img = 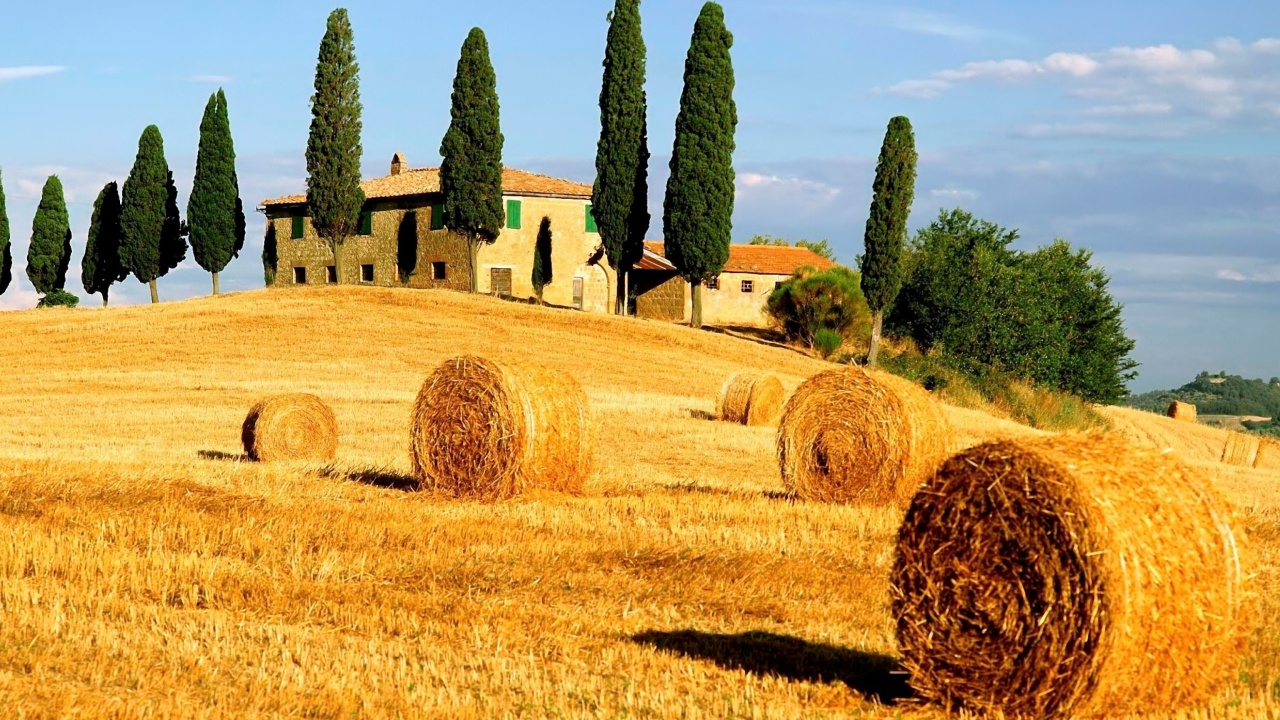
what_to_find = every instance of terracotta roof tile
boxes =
[262,166,593,207]
[643,242,837,276]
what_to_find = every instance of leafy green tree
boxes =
[747,234,837,261]
[306,7,365,284]
[594,0,650,315]
[532,216,553,302]
[0,169,11,297]
[189,89,242,295]
[662,2,736,328]
[120,125,173,303]
[37,289,78,308]
[765,265,871,347]
[83,182,127,306]
[27,175,72,296]
[262,222,278,286]
[160,170,189,276]
[861,116,917,368]
[441,27,504,294]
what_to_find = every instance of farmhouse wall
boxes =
[633,272,685,321]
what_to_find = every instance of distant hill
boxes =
[1126,372,1280,421]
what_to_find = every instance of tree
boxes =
[765,266,871,348]
[662,2,736,328]
[0,169,11,297]
[26,175,72,297]
[747,234,837,261]
[120,125,173,303]
[861,116,917,368]
[160,170,189,276]
[306,7,365,284]
[441,27,504,294]
[189,89,242,295]
[594,0,650,315]
[532,216,553,302]
[83,182,127,306]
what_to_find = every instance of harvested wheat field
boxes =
[0,285,1277,719]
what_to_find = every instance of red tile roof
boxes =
[262,166,593,207]
[642,242,837,276]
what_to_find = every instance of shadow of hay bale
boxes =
[689,409,718,421]
[320,466,418,492]
[631,629,912,704]
[197,450,248,462]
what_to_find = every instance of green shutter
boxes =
[506,199,522,230]
[359,210,372,235]
[291,215,304,239]
[430,203,445,230]
[585,204,598,233]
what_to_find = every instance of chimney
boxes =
[391,152,407,176]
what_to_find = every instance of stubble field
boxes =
[0,285,1276,719]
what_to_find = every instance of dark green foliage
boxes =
[532,216,553,299]
[662,3,737,327]
[26,175,72,295]
[306,8,366,271]
[233,196,246,258]
[1126,373,1280,418]
[593,0,650,312]
[262,223,278,286]
[0,168,11,296]
[860,116,917,313]
[1244,418,1280,438]
[765,266,871,347]
[83,182,126,305]
[813,328,843,359]
[888,208,1138,404]
[189,90,242,287]
[160,170,188,274]
[747,234,837,261]
[120,125,171,287]
[441,27,504,291]
[36,289,79,308]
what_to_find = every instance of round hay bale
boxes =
[241,393,339,463]
[892,434,1250,720]
[1257,438,1280,471]
[410,356,592,500]
[776,367,950,505]
[1167,400,1197,422]
[717,372,786,426]
[1222,431,1262,467]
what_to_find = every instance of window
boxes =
[293,267,307,284]
[706,277,719,290]
[573,277,584,309]
[432,262,447,280]
[326,265,337,284]
[358,210,373,236]
[585,204,598,233]
[506,199,522,230]
[741,280,754,293]
[360,264,374,283]
[429,204,445,231]
[291,216,305,239]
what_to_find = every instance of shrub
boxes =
[37,289,79,308]
[813,328,842,359]
[765,265,871,348]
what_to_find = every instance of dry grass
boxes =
[0,286,1275,718]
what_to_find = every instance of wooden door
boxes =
[573,277,584,309]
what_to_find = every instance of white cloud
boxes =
[1216,266,1280,283]
[1084,101,1173,117]
[0,66,64,82]
[737,172,841,202]
[1217,269,1248,281]
[190,74,232,84]
[930,188,979,201]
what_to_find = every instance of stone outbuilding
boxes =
[259,154,614,312]
[632,242,837,327]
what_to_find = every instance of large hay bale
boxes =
[241,393,339,463]
[717,372,786,426]
[892,434,1250,720]
[777,367,950,505]
[1257,438,1280,471]
[1222,431,1261,467]
[410,356,592,499]
[1168,399,1197,422]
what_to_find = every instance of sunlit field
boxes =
[0,286,1276,718]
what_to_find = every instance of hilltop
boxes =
[1127,372,1280,435]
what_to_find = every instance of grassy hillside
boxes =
[0,286,1276,718]
[1127,372,1280,419]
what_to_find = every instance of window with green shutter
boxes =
[506,199,522,230]
[291,215,305,239]
[430,203,445,231]
[358,210,372,236]
[585,204,598,233]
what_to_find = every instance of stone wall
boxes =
[633,271,685,321]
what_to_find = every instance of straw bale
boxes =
[1167,400,1197,422]
[892,433,1250,720]
[1257,438,1280,471]
[717,372,786,426]
[410,356,592,500]
[241,393,338,463]
[1221,431,1261,467]
[776,367,951,505]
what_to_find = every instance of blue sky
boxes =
[1,1,1277,391]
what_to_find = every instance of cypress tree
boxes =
[189,89,242,295]
[531,216,553,302]
[662,2,736,329]
[83,182,127,306]
[0,169,11,297]
[306,7,365,284]
[593,0,650,315]
[861,116,917,368]
[120,125,172,303]
[26,175,72,296]
[440,27,504,294]
[159,169,188,276]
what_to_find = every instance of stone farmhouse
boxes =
[260,154,614,312]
